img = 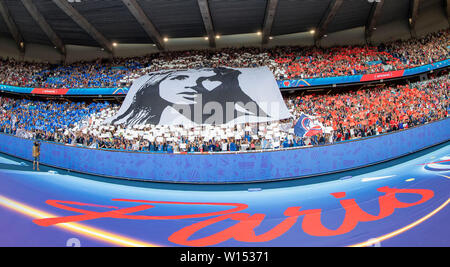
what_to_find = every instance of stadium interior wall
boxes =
[0,8,448,65]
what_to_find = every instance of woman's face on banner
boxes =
[159,69,221,105]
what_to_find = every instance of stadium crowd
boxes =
[0,74,448,153]
[0,29,448,88]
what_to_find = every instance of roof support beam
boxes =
[314,0,344,46]
[0,0,25,53]
[262,0,279,45]
[52,0,113,53]
[121,0,165,50]
[408,0,420,38]
[20,0,65,56]
[197,0,215,48]
[365,0,385,45]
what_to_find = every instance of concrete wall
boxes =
[371,19,412,44]
[265,31,314,48]
[0,37,21,61]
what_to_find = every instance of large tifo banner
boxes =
[104,67,292,126]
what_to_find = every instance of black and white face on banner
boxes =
[105,67,291,126]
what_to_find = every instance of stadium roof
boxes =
[0,0,447,54]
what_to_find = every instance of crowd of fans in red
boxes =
[0,29,448,88]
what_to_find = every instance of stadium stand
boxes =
[0,74,448,153]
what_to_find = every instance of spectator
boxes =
[32,140,40,171]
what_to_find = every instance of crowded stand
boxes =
[0,74,448,153]
[0,59,48,87]
[0,29,448,89]
[35,60,137,89]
